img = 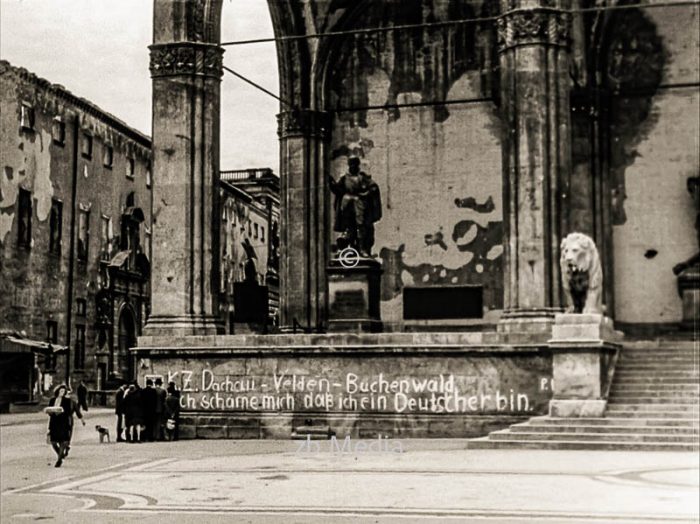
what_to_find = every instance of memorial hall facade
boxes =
[166,0,696,334]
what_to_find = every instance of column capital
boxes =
[277,109,331,140]
[496,7,572,53]
[149,42,224,80]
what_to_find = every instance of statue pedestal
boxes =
[327,258,382,333]
[548,314,621,417]
[677,264,700,330]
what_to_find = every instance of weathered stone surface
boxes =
[135,335,553,438]
[550,314,618,343]
[327,260,382,332]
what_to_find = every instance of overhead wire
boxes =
[221,0,700,108]
[220,0,699,47]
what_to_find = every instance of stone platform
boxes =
[134,333,554,439]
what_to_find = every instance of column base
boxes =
[548,313,621,418]
[549,399,607,418]
[496,308,561,344]
[142,314,224,337]
[677,264,700,330]
[327,258,382,333]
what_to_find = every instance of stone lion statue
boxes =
[560,232,603,314]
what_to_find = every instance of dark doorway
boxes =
[117,308,137,381]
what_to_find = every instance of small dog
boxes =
[95,425,110,443]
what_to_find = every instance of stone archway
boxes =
[145,0,328,336]
[117,305,137,380]
[146,0,578,338]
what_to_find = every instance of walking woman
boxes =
[46,384,72,467]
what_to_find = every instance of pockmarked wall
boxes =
[137,348,552,438]
[325,0,503,330]
[0,60,152,389]
[610,5,699,324]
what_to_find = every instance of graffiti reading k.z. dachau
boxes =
[165,369,535,415]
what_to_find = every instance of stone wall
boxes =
[136,333,552,439]
[610,5,699,325]
[325,0,503,330]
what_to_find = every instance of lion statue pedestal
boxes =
[548,233,622,418]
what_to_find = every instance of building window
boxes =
[127,157,135,178]
[101,215,113,261]
[261,227,265,242]
[145,228,152,261]
[52,117,65,145]
[103,145,113,168]
[49,199,62,255]
[254,223,259,239]
[20,103,35,131]
[146,165,151,188]
[77,209,90,262]
[74,324,86,370]
[81,132,93,159]
[76,298,87,317]
[46,321,58,370]
[17,188,32,249]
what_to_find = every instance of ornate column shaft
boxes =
[497,1,573,327]
[277,109,330,332]
[144,39,225,336]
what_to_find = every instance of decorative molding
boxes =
[497,8,571,53]
[149,42,224,79]
[187,0,206,42]
[277,109,331,140]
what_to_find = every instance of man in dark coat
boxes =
[77,380,88,412]
[165,382,181,441]
[115,384,128,442]
[329,156,382,257]
[153,378,167,441]
[141,379,158,442]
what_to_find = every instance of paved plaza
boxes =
[1,410,698,523]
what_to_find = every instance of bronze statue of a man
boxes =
[329,156,382,257]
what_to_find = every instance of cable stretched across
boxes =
[220,0,699,47]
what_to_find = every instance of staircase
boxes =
[469,342,699,451]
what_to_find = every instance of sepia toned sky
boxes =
[0,0,280,172]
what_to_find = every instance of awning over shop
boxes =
[109,250,131,268]
[0,332,67,355]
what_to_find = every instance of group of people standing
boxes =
[115,378,181,442]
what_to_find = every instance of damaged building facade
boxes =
[134,0,699,439]
[219,168,281,332]
[273,0,699,333]
[144,0,698,337]
[0,61,153,405]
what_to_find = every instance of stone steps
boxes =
[489,429,698,443]
[532,416,697,426]
[605,409,698,418]
[606,402,698,411]
[613,378,699,385]
[469,342,699,451]
[509,423,698,435]
[468,437,699,452]
[607,396,698,403]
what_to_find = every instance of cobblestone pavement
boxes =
[1,412,698,523]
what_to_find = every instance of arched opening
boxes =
[116,306,137,381]
[316,1,503,330]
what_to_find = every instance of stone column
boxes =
[143,9,225,336]
[277,110,330,332]
[497,0,573,337]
